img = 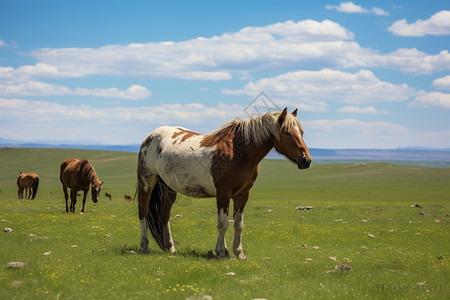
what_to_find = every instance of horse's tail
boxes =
[31,176,39,200]
[146,177,165,250]
[145,177,177,251]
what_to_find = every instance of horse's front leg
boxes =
[232,192,249,259]
[80,189,88,214]
[63,186,69,212]
[215,191,231,258]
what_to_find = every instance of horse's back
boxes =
[17,172,37,187]
[60,158,84,188]
[139,126,216,197]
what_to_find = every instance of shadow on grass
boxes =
[119,244,217,259]
[176,248,217,260]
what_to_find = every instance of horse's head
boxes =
[91,181,103,203]
[274,108,312,169]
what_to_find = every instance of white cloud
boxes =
[0,63,61,83]
[0,81,151,100]
[378,49,450,75]
[21,20,353,82]
[222,69,416,109]
[388,10,450,37]
[0,18,447,90]
[305,119,407,134]
[0,98,242,143]
[371,7,389,17]
[409,91,450,110]
[0,19,447,86]
[303,118,450,148]
[433,75,450,90]
[337,106,390,114]
[2,98,449,148]
[303,118,409,148]
[326,2,367,14]
[326,2,389,16]
[74,84,151,100]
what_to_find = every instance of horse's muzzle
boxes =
[297,156,311,169]
[93,198,98,203]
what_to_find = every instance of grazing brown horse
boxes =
[60,158,103,214]
[124,194,132,201]
[17,172,39,200]
[105,192,112,200]
[137,108,311,258]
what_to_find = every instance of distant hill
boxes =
[1,139,450,167]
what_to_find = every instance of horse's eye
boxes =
[284,131,292,136]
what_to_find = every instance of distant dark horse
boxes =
[137,108,311,258]
[17,172,39,200]
[60,158,103,214]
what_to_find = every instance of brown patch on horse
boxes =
[171,128,201,144]
[200,124,238,161]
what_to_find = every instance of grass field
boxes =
[1,148,449,299]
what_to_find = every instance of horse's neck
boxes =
[86,167,100,185]
[234,133,274,167]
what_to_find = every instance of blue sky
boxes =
[1,0,449,148]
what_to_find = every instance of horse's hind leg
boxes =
[232,192,249,259]
[138,175,158,254]
[161,181,177,253]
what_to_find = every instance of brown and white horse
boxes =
[60,158,103,214]
[17,172,39,200]
[137,108,311,258]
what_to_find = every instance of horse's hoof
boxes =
[216,249,230,259]
[141,247,150,254]
[80,212,84,215]
[237,253,247,260]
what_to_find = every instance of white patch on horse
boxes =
[142,126,216,198]
[95,186,99,192]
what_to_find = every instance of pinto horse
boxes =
[137,108,311,258]
[60,158,103,214]
[17,172,39,200]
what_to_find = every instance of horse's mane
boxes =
[203,111,302,146]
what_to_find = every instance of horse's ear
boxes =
[101,181,104,186]
[292,109,298,117]
[278,108,288,126]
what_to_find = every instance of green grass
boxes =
[1,148,449,299]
